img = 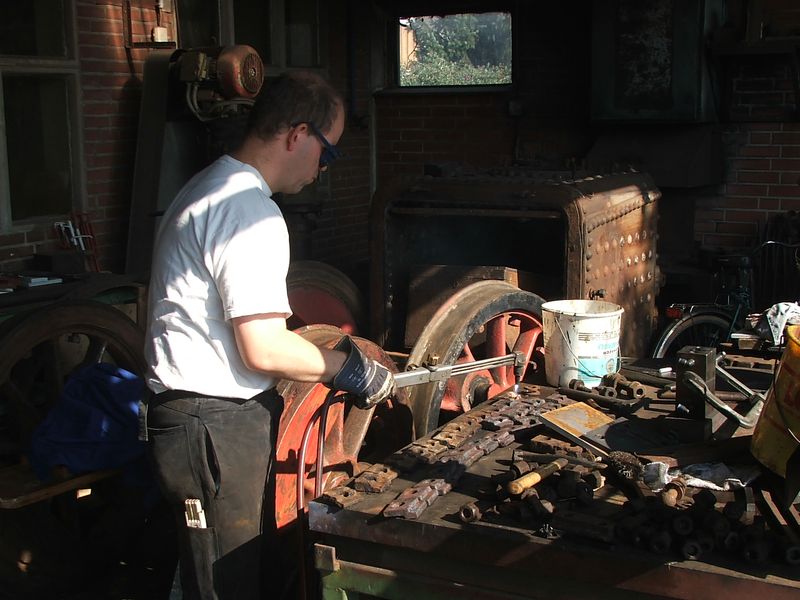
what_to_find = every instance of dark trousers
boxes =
[146,390,281,600]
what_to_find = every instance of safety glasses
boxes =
[293,121,342,169]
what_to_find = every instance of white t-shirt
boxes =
[145,155,292,398]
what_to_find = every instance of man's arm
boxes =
[232,313,346,382]
[232,313,396,408]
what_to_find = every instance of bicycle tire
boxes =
[651,312,733,359]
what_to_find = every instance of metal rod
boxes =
[394,352,521,388]
[683,371,763,428]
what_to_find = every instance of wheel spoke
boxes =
[485,315,509,387]
[79,336,109,369]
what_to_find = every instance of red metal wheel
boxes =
[286,260,366,336]
[405,281,545,438]
[273,325,411,530]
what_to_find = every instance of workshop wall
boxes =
[0,0,797,288]
[373,3,592,184]
[77,1,165,273]
[0,1,161,274]
[709,53,800,251]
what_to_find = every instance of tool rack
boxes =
[307,382,800,599]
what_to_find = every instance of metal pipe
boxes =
[715,356,767,404]
[683,371,763,428]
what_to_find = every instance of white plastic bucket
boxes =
[542,299,624,388]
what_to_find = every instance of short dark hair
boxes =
[246,71,343,140]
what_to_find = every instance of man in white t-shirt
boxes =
[144,70,394,600]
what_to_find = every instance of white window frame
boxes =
[0,0,85,232]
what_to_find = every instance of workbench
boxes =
[307,383,800,599]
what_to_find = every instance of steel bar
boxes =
[394,352,522,388]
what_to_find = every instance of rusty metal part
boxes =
[556,386,647,412]
[370,171,662,362]
[753,487,800,565]
[594,385,618,398]
[514,451,606,471]
[551,509,616,543]
[649,530,673,554]
[274,325,410,529]
[661,477,692,509]
[384,478,452,520]
[458,499,498,523]
[405,281,545,437]
[671,514,695,537]
[601,372,646,399]
[352,463,399,493]
[681,537,704,560]
[319,485,364,508]
[528,435,590,458]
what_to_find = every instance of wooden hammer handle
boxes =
[506,458,569,495]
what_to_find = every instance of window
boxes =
[0,0,82,227]
[398,12,512,87]
[226,0,326,73]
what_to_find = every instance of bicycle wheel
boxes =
[651,312,733,358]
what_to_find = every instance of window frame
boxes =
[387,2,516,93]
[219,0,329,76]
[0,0,85,232]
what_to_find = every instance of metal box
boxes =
[369,169,662,359]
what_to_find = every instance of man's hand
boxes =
[331,336,396,409]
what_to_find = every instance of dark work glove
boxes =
[331,336,396,409]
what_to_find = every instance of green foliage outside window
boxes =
[400,13,512,87]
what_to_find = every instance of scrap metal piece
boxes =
[320,485,364,508]
[551,509,616,543]
[352,463,399,493]
[383,496,428,519]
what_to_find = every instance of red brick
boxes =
[773,133,800,145]
[725,210,767,223]
[759,198,781,210]
[717,222,759,235]
[727,183,768,196]
[781,146,800,158]
[749,132,772,144]
[737,171,779,184]
[737,145,780,158]
[772,159,800,171]
[780,198,800,210]
[780,173,800,185]
[732,158,771,171]
[769,184,800,197]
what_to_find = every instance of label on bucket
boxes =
[542,301,623,388]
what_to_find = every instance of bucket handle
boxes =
[553,315,620,379]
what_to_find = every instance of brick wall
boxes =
[79,1,174,273]
[374,3,592,186]
[698,53,799,253]
[0,1,171,274]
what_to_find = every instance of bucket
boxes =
[751,324,800,478]
[542,299,624,388]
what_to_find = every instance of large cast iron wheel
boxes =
[0,300,146,464]
[286,260,367,336]
[273,325,411,530]
[0,300,172,597]
[406,281,545,438]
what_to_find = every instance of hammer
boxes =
[506,457,569,495]
[505,453,606,496]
